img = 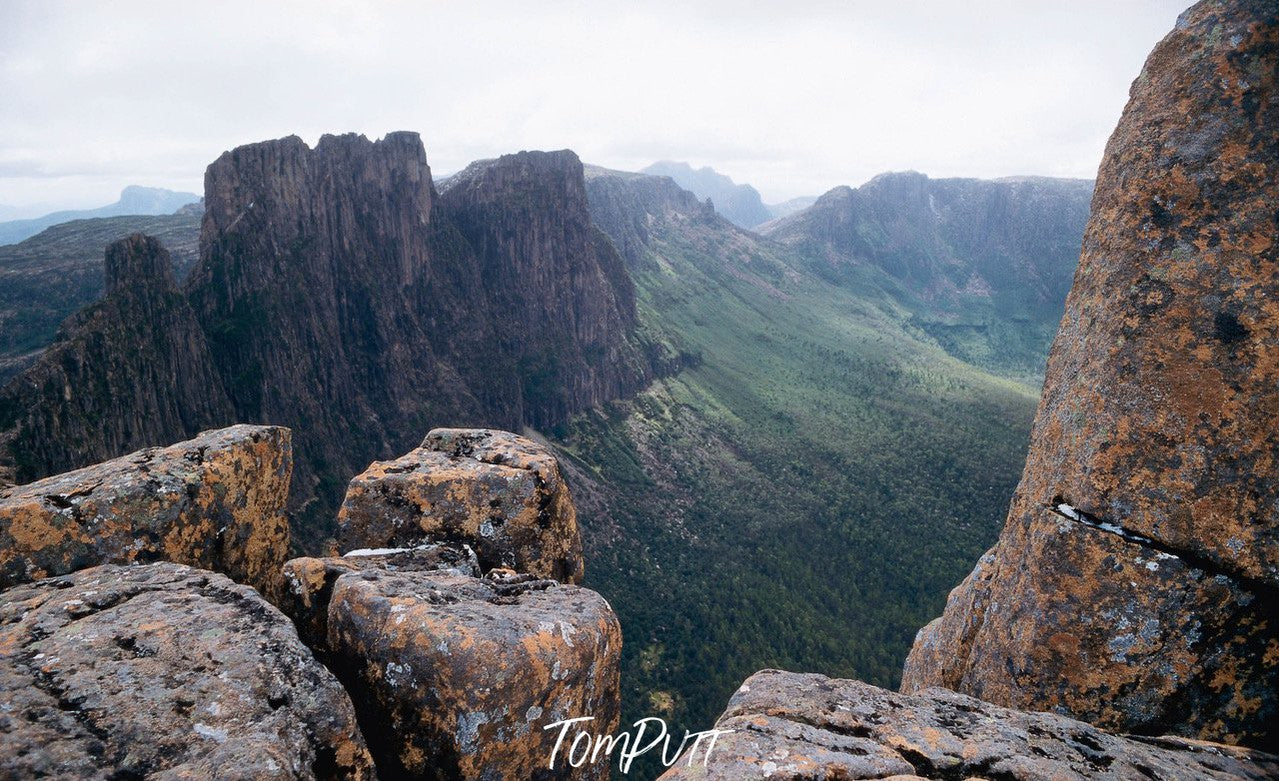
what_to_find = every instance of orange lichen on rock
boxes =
[903,0,1279,747]
[337,428,584,583]
[278,543,479,658]
[324,569,621,780]
[0,425,292,600]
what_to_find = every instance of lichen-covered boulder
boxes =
[0,562,375,780]
[279,542,479,658]
[660,670,1279,780]
[326,568,620,779]
[903,0,1279,746]
[0,425,292,600]
[336,428,583,583]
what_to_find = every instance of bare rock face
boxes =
[903,0,1279,746]
[0,424,291,600]
[3,133,669,546]
[337,428,584,583]
[439,151,653,430]
[660,670,1279,781]
[279,542,480,657]
[187,135,661,543]
[322,568,621,780]
[0,234,234,482]
[0,562,375,780]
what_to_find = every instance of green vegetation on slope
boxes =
[555,179,1040,770]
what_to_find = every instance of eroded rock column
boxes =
[903,0,1279,747]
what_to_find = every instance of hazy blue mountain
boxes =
[641,160,773,229]
[766,195,817,219]
[0,186,200,246]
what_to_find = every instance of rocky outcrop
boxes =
[0,234,233,481]
[440,151,655,429]
[311,567,621,779]
[279,433,618,778]
[0,424,290,599]
[661,670,1279,780]
[0,211,202,385]
[279,543,480,658]
[337,428,584,583]
[0,562,375,780]
[0,133,667,544]
[903,0,1279,747]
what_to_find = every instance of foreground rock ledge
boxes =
[660,670,1279,780]
[0,562,375,780]
[326,568,621,780]
[0,425,292,599]
[337,428,584,583]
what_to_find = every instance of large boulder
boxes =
[0,562,375,780]
[324,568,620,779]
[660,670,1279,780]
[902,0,1279,746]
[0,425,291,600]
[279,542,480,660]
[336,428,584,583]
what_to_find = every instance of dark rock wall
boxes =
[2,134,662,542]
[0,235,233,481]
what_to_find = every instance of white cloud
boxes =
[0,0,1187,207]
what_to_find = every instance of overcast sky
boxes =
[1,0,1188,213]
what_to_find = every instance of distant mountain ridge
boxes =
[641,161,774,229]
[0,186,200,246]
[762,170,1094,380]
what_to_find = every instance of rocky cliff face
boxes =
[583,165,720,270]
[0,234,232,482]
[1,134,664,541]
[0,210,201,384]
[440,151,654,429]
[903,0,1279,748]
[762,172,1093,378]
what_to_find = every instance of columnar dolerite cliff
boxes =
[1,133,665,540]
[903,0,1279,747]
[0,235,232,480]
[188,132,489,525]
[439,152,654,428]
